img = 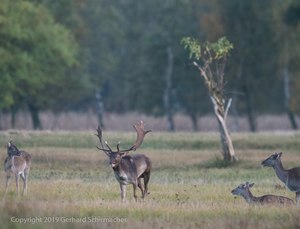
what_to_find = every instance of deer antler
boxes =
[119,120,151,153]
[95,121,151,154]
[95,126,112,155]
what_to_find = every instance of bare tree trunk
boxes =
[288,110,298,130]
[231,59,244,132]
[242,85,256,132]
[164,46,175,132]
[11,106,17,129]
[282,26,298,130]
[28,103,42,130]
[283,42,298,130]
[211,97,237,162]
[283,67,298,129]
[231,98,240,132]
[190,113,198,132]
[95,90,105,129]
[0,110,2,130]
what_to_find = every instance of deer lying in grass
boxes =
[96,121,152,202]
[4,141,32,195]
[231,182,294,205]
[261,152,300,207]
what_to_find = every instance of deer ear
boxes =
[7,140,13,148]
[249,183,254,188]
[120,152,128,157]
[278,152,283,158]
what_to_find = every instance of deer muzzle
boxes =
[110,162,117,168]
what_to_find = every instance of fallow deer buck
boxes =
[261,152,300,207]
[96,121,152,202]
[4,141,32,195]
[231,182,294,205]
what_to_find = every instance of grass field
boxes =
[0,130,300,229]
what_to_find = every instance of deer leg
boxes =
[5,175,11,195]
[15,174,19,196]
[137,178,145,198]
[120,184,126,202]
[296,192,300,208]
[143,171,151,197]
[132,181,138,202]
[20,172,26,195]
[23,168,30,195]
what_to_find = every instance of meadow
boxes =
[0,130,300,229]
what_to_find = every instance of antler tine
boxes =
[132,120,151,150]
[95,126,112,155]
[95,126,104,148]
[96,145,111,153]
[105,141,113,152]
[119,120,151,153]
[117,142,121,152]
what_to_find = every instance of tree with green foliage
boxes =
[1,0,299,131]
[182,36,237,162]
[0,0,80,129]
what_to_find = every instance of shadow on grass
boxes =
[196,156,259,169]
[200,156,239,169]
[154,156,259,172]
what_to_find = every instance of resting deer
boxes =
[261,152,300,207]
[231,182,294,205]
[96,121,152,202]
[4,141,32,195]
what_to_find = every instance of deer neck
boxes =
[242,189,256,204]
[112,157,128,171]
[113,159,130,175]
[273,159,289,184]
[112,159,133,184]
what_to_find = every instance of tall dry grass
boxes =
[0,131,300,228]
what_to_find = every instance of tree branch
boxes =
[224,98,232,120]
[193,61,209,82]
[210,96,222,120]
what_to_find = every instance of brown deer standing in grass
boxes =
[261,152,300,207]
[96,121,152,202]
[231,182,294,205]
[4,141,32,195]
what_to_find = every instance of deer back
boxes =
[258,195,294,205]
[4,150,31,173]
[132,154,151,177]
[115,154,151,183]
[20,150,32,166]
[4,156,26,174]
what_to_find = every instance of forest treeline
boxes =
[0,0,300,131]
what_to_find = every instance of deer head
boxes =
[95,121,151,168]
[7,140,21,157]
[231,182,254,196]
[261,152,283,167]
